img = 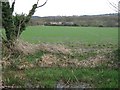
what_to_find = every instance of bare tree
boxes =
[107,0,120,12]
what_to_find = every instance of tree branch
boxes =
[25,0,48,23]
[11,0,16,13]
[107,0,119,12]
[37,0,48,8]
[37,0,40,5]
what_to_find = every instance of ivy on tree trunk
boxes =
[2,0,47,42]
[1,0,47,56]
[2,2,36,42]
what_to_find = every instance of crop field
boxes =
[20,26,118,44]
[1,26,119,88]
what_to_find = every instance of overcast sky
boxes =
[9,0,119,16]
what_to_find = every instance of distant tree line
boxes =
[29,13,118,27]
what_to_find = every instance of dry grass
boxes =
[2,39,118,69]
[35,53,108,68]
[14,39,71,55]
[77,55,107,68]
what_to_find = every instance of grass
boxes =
[3,67,118,88]
[1,26,119,88]
[25,68,118,88]
[25,51,44,63]
[2,42,119,88]
[20,26,118,44]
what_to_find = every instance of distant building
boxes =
[49,22,62,25]
[44,21,78,26]
[63,22,75,26]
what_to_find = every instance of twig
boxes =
[37,0,40,5]
[107,0,118,12]
[37,0,48,8]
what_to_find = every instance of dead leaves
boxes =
[17,61,34,70]
[40,54,58,66]
[36,53,107,68]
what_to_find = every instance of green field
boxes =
[20,26,118,44]
[2,26,119,88]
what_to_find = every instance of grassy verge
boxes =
[3,67,118,88]
[2,42,119,88]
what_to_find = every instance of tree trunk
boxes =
[1,0,47,55]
